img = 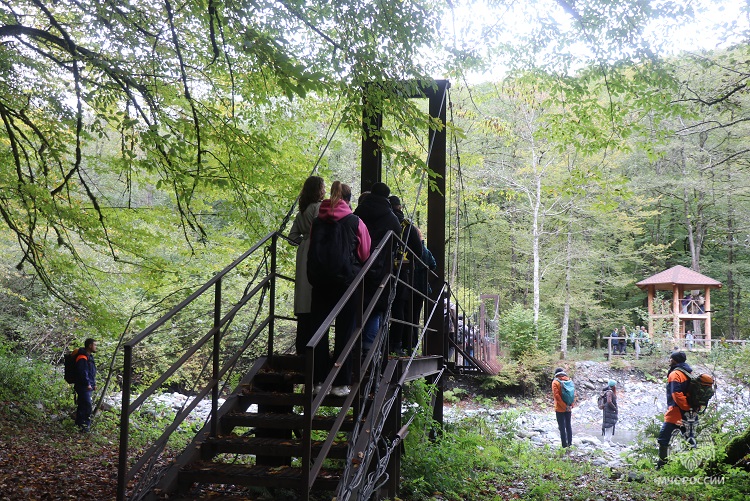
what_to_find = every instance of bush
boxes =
[497,303,556,358]
[0,343,71,416]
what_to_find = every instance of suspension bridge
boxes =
[116,79,501,501]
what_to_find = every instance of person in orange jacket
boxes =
[657,351,692,468]
[552,367,574,448]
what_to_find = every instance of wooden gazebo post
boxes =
[636,265,722,351]
[647,285,654,337]
[705,288,712,348]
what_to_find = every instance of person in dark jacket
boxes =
[601,380,618,442]
[75,338,97,432]
[388,195,423,353]
[657,351,693,468]
[411,228,436,348]
[354,182,401,352]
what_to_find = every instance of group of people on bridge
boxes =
[288,176,436,397]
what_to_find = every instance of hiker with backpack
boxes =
[289,175,325,354]
[598,380,618,443]
[388,195,423,354]
[656,350,693,468]
[73,338,97,432]
[307,181,371,397]
[552,367,575,448]
[353,182,401,353]
[412,228,436,350]
[656,350,716,468]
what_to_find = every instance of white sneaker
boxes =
[330,385,351,397]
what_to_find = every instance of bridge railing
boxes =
[116,231,293,500]
[116,224,471,500]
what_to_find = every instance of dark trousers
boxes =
[310,284,355,386]
[388,284,414,350]
[556,411,573,447]
[362,312,383,351]
[295,313,314,355]
[657,421,682,446]
[76,389,92,431]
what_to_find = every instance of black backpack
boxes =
[64,348,86,384]
[675,367,716,413]
[597,391,607,410]
[307,214,361,287]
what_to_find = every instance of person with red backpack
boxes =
[552,367,575,448]
[75,338,97,433]
[307,181,371,397]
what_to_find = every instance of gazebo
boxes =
[636,265,722,351]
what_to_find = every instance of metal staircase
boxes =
[116,231,449,501]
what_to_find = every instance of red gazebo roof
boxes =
[636,265,722,291]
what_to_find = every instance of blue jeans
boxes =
[76,389,92,431]
[556,411,572,447]
[362,312,383,351]
[658,421,682,446]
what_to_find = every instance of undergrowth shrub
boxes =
[401,380,523,500]
[497,304,556,358]
[0,344,70,416]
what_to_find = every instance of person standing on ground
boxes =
[657,351,693,468]
[601,380,618,443]
[75,338,97,433]
[289,175,325,354]
[552,367,574,448]
[618,325,628,355]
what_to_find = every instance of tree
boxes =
[0,0,445,346]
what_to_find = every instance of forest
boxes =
[2,0,750,500]
[2,0,750,359]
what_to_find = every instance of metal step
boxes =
[200,435,349,459]
[252,369,306,386]
[263,354,306,372]
[178,461,341,491]
[221,411,355,432]
[237,390,348,408]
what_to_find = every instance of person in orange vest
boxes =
[657,351,692,468]
[552,367,574,448]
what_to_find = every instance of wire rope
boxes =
[336,84,449,501]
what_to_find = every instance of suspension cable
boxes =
[336,84,450,501]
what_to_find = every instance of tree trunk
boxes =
[560,223,572,358]
[727,165,737,340]
[723,424,750,469]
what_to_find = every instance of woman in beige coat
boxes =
[289,175,325,353]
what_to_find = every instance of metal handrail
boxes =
[116,222,479,500]
[117,231,283,500]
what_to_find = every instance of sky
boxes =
[440,0,750,83]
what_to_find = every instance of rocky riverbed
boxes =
[105,359,749,471]
[444,360,750,469]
